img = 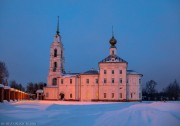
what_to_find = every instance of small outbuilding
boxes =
[36,89,44,100]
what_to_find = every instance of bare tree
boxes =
[143,80,157,100]
[0,61,9,84]
[26,82,46,94]
[26,82,34,94]
[10,80,25,91]
[164,80,180,100]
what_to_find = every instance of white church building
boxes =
[43,19,143,101]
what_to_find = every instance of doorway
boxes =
[59,93,65,100]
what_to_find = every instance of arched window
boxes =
[52,78,57,85]
[54,49,57,57]
[53,62,57,72]
[54,62,57,67]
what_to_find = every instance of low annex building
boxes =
[44,20,143,101]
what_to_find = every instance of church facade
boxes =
[43,21,143,101]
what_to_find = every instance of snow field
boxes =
[0,101,180,126]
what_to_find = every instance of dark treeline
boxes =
[143,80,180,101]
[10,80,25,91]
[0,61,46,94]
[26,82,46,94]
[9,80,47,94]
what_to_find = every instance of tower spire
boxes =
[56,16,60,35]
[109,26,117,48]
[112,25,114,37]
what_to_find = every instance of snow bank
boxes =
[94,102,180,126]
[0,101,179,126]
[4,86,10,89]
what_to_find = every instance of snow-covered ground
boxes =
[0,100,180,126]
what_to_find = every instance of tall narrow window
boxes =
[54,49,57,57]
[119,70,122,74]
[112,93,114,98]
[112,70,114,74]
[86,79,89,84]
[46,93,49,98]
[112,50,114,55]
[120,78,122,84]
[53,62,57,72]
[54,62,57,67]
[61,79,63,84]
[120,93,122,98]
[131,93,133,98]
[70,79,72,84]
[112,78,114,84]
[104,78,107,84]
[52,78,57,85]
[70,94,72,98]
[104,70,106,74]
[96,79,98,84]
[104,93,106,98]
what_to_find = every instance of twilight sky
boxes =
[0,0,180,90]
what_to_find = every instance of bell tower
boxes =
[47,16,65,86]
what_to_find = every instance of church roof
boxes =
[36,89,43,93]
[62,73,80,77]
[82,69,99,75]
[127,70,143,76]
[99,55,128,63]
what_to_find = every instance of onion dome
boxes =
[109,35,117,47]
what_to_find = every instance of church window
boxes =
[53,62,57,72]
[112,70,114,74]
[112,50,114,55]
[112,93,114,98]
[120,93,122,98]
[70,79,72,84]
[120,78,122,84]
[104,78,107,84]
[96,79,98,84]
[52,78,57,85]
[112,78,114,84]
[104,70,106,74]
[54,49,57,57]
[70,93,72,98]
[104,93,106,98]
[61,79,63,84]
[119,70,122,74]
[86,79,89,84]
[54,62,57,67]
[131,93,133,98]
